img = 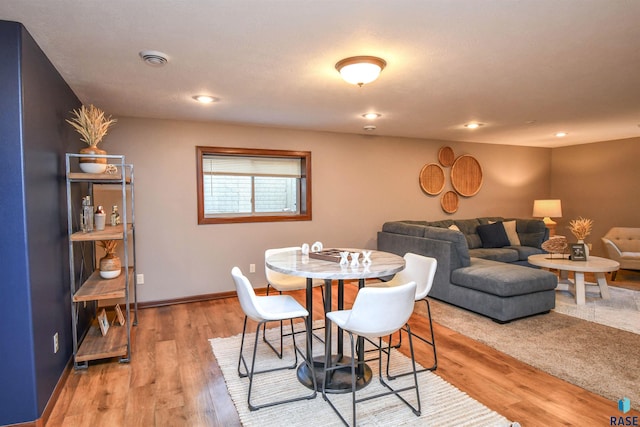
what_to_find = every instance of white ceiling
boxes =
[2,0,640,148]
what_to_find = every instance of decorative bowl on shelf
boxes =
[79,162,108,174]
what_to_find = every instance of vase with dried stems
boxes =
[98,240,121,279]
[568,217,594,257]
[66,104,117,173]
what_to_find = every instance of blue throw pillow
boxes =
[477,222,510,248]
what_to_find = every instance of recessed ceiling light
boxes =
[139,50,169,67]
[363,125,376,131]
[464,122,483,129]
[555,132,568,137]
[362,113,381,119]
[193,95,219,104]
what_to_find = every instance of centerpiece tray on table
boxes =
[308,249,349,263]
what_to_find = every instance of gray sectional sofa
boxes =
[377,217,558,323]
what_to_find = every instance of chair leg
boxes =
[379,324,421,416]
[240,317,316,411]
[322,329,358,426]
[262,285,284,359]
[386,298,437,379]
[237,316,251,378]
[323,329,421,426]
[264,286,325,351]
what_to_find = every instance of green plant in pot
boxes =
[66,104,117,173]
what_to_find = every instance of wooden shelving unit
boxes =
[65,153,137,369]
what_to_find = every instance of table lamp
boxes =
[533,199,562,236]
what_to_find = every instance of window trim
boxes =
[196,146,312,224]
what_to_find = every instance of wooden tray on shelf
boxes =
[73,268,132,302]
[67,172,130,183]
[70,224,132,241]
[75,320,129,363]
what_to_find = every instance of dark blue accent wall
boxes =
[0,20,80,425]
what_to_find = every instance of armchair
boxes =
[601,227,640,280]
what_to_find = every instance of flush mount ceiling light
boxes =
[464,122,483,129]
[139,50,169,67]
[362,113,381,119]
[193,95,219,104]
[363,125,377,131]
[335,56,387,86]
[555,131,568,137]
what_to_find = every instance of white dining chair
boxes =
[231,267,317,410]
[367,252,438,375]
[264,247,326,356]
[322,281,421,426]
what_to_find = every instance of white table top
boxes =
[528,254,619,273]
[266,248,405,280]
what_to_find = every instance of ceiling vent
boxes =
[139,50,169,67]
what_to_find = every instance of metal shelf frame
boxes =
[65,153,137,369]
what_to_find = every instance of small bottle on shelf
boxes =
[81,196,94,232]
[94,205,106,231]
[110,205,120,227]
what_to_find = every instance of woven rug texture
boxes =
[210,323,513,427]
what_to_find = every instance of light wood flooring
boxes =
[46,282,639,426]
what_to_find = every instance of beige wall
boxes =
[551,137,640,256]
[99,117,551,302]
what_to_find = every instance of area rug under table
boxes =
[554,285,640,334]
[210,324,513,427]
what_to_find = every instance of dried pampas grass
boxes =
[568,217,593,240]
[66,104,117,147]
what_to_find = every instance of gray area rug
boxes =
[425,294,640,410]
[554,285,640,334]
[210,323,513,426]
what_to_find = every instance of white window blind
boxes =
[203,155,302,177]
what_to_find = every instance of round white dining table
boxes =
[266,248,405,392]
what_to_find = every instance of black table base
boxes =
[297,355,372,393]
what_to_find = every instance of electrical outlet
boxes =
[137,274,144,285]
[249,264,256,273]
[53,333,59,354]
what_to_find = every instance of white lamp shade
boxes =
[532,199,562,218]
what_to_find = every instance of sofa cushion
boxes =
[454,219,482,249]
[507,245,545,261]
[382,222,426,237]
[469,248,520,263]
[508,218,547,248]
[477,222,510,248]
[422,226,471,267]
[478,217,504,225]
[503,220,521,246]
[451,258,558,297]
[427,219,455,229]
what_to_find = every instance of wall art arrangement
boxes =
[419,146,483,214]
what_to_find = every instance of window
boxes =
[196,146,311,224]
